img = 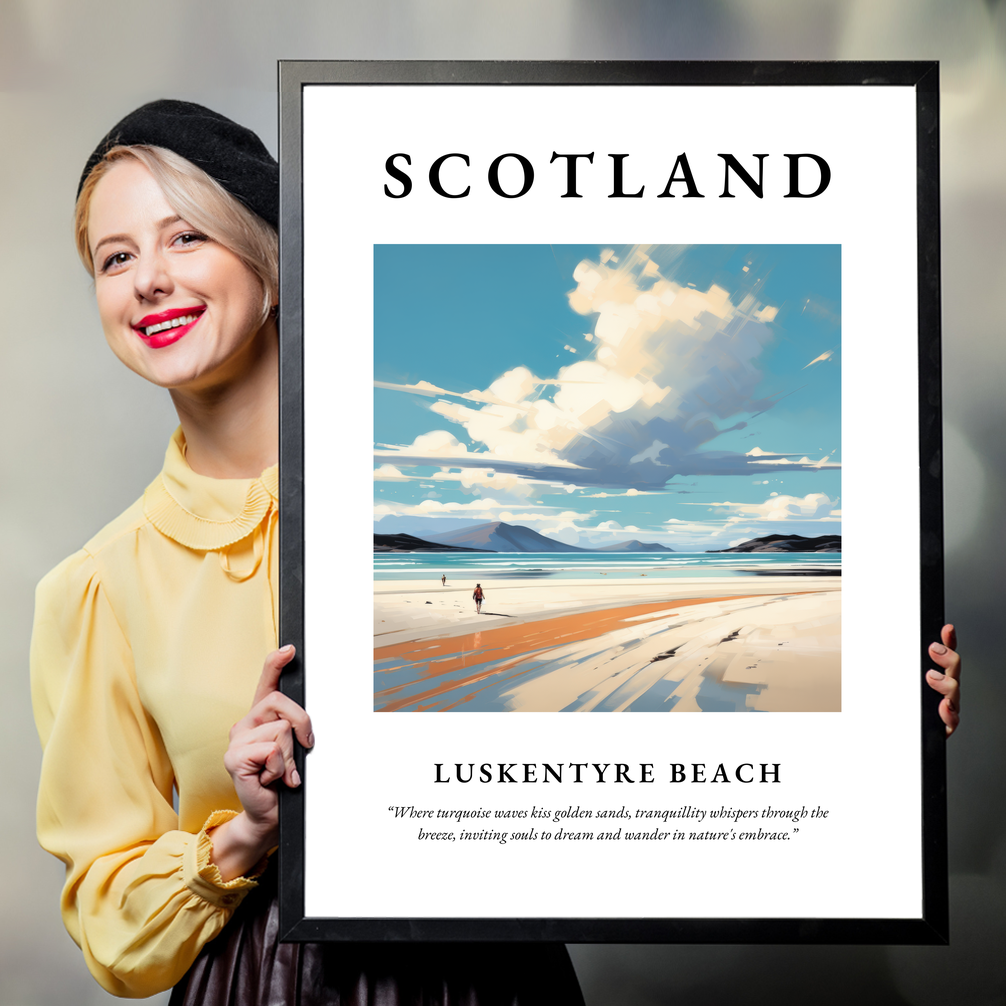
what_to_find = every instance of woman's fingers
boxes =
[224,738,288,788]
[218,646,309,846]
[941,623,958,654]
[926,669,960,736]
[928,647,960,679]
[259,741,289,787]
[241,644,314,748]
[924,677,960,736]
[252,644,296,707]
[255,691,314,749]
[927,623,961,737]
[224,645,312,810]
[231,719,302,788]
[232,689,314,750]
[925,667,959,704]
[928,632,961,684]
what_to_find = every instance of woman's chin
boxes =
[122,353,220,392]
[110,323,273,395]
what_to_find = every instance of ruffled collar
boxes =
[143,428,278,551]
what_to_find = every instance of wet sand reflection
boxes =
[374,595,752,712]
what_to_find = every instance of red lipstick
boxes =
[132,306,205,349]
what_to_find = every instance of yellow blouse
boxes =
[31,429,279,998]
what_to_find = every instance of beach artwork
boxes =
[373,245,841,712]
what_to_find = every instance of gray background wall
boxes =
[1,2,1003,1003]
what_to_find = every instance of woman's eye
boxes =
[173,231,208,248]
[101,251,131,273]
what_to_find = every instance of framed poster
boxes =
[277,61,946,943]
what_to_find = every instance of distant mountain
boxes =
[423,520,587,553]
[595,540,674,553]
[707,534,841,554]
[374,533,491,553]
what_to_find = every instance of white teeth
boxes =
[142,313,199,337]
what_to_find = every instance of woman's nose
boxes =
[133,249,173,302]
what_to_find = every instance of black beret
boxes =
[77,99,278,228]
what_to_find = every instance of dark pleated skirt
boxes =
[169,869,584,1006]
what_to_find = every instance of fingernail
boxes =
[306,732,315,748]
[931,643,947,655]
[292,768,301,787]
[280,644,295,654]
[927,669,944,680]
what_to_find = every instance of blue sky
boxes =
[374,244,840,550]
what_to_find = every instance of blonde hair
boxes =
[75,145,278,322]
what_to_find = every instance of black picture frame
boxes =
[277,60,945,944]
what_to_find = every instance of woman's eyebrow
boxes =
[92,216,185,257]
[92,232,133,256]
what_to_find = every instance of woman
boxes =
[31,100,585,1003]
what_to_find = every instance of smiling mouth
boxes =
[142,313,198,337]
[135,307,206,338]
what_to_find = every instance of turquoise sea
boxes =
[374,551,841,581]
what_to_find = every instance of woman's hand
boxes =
[209,645,314,880]
[926,624,961,738]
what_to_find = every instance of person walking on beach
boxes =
[441,573,446,586]
[473,583,485,614]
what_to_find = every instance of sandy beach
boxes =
[374,577,840,713]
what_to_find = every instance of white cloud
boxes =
[373,497,593,524]
[802,349,834,369]
[374,423,583,478]
[375,247,837,491]
[431,468,537,499]
[409,430,470,457]
[682,492,839,524]
[374,497,503,518]
[373,463,410,482]
[373,378,527,409]
[662,517,736,535]
[580,487,654,498]
[373,461,544,501]
[746,450,839,469]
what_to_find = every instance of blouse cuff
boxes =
[183,810,269,909]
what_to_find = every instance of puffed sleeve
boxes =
[31,550,262,998]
